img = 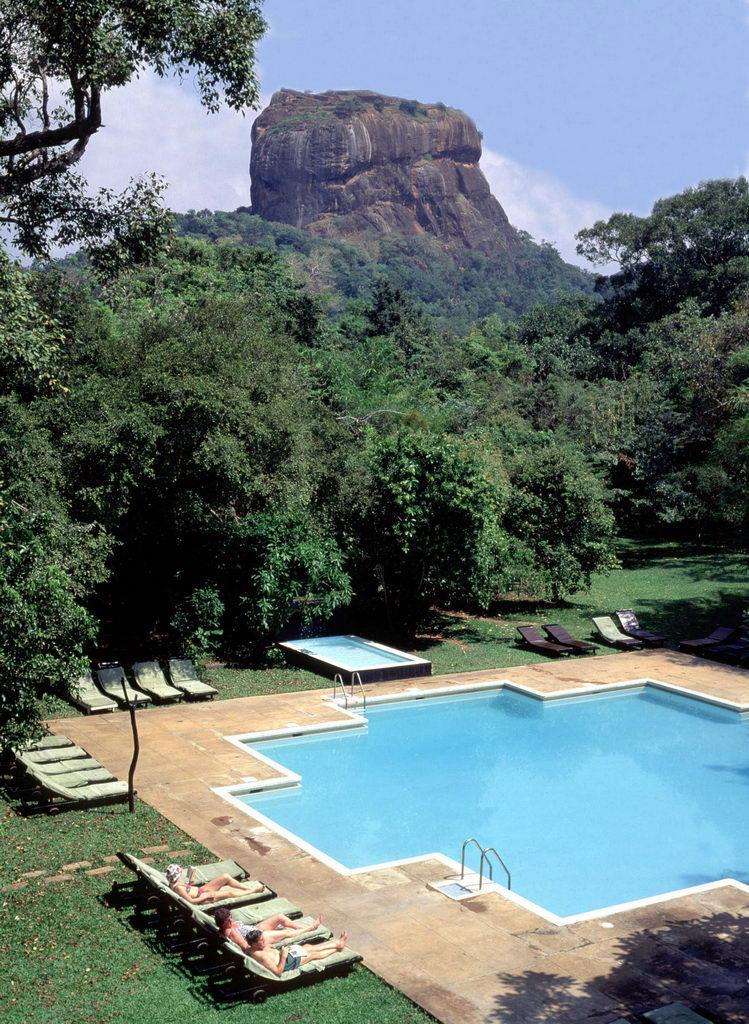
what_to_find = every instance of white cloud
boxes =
[480,148,612,267]
[79,72,260,212]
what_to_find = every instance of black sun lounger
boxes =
[517,626,573,657]
[678,626,739,653]
[615,610,667,647]
[543,624,596,653]
[704,636,749,665]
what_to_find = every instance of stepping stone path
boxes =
[1,843,196,892]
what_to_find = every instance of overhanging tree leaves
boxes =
[0,0,267,269]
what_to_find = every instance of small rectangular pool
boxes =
[278,634,431,683]
[231,686,749,919]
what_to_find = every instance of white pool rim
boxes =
[213,675,749,927]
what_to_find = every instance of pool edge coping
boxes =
[213,674,749,927]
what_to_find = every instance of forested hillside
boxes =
[3,178,748,744]
[177,209,594,330]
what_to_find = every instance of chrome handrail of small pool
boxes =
[332,671,367,712]
[460,837,485,882]
[351,671,367,711]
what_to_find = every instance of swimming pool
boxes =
[278,634,432,683]
[229,686,749,919]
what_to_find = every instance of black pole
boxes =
[122,680,139,813]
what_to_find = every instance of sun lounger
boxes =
[167,658,218,700]
[592,616,644,649]
[543,624,596,652]
[116,852,294,913]
[678,626,739,653]
[517,626,573,656]
[96,665,151,708]
[188,902,360,998]
[71,671,118,714]
[615,610,667,646]
[19,760,127,806]
[703,636,749,665]
[132,661,183,704]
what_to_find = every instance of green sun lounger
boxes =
[167,659,218,700]
[132,661,183,704]
[592,616,644,649]
[71,672,118,713]
[15,737,129,809]
[21,761,128,805]
[96,666,151,708]
[117,852,294,913]
[188,902,357,995]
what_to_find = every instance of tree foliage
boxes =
[0,1,266,267]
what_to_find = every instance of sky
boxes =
[80,0,748,266]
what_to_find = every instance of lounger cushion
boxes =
[82,781,129,799]
[97,667,151,705]
[27,735,75,751]
[189,859,246,883]
[41,768,115,788]
[132,661,183,702]
[32,757,104,776]
[23,746,89,764]
[175,677,218,698]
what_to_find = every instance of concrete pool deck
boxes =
[48,650,749,1024]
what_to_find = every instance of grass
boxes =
[206,541,749,692]
[42,542,749,718]
[0,792,430,1024]
[8,544,748,1021]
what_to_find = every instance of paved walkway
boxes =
[47,651,749,1024]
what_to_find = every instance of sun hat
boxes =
[165,863,182,885]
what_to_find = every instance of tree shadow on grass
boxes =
[618,587,747,642]
[487,907,749,1024]
[617,544,749,585]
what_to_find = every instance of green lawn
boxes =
[0,794,430,1024]
[6,544,747,1022]
[42,543,748,716]
[206,541,748,692]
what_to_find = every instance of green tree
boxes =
[504,445,617,602]
[354,432,509,631]
[0,1,266,269]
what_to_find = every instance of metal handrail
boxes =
[350,671,366,711]
[332,672,347,708]
[480,846,512,890]
[459,837,485,880]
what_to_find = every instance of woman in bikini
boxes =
[214,906,322,947]
[242,926,348,976]
[165,863,264,904]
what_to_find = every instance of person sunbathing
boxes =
[165,863,263,904]
[244,926,348,976]
[214,906,322,947]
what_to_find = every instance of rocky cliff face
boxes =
[250,90,520,256]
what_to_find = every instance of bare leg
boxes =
[203,873,261,895]
[260,914,320,931]
[299,932,348,964]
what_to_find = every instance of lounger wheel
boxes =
[250,988,267,1004]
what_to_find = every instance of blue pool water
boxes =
[284,635,416,669]
[238,688,749,917]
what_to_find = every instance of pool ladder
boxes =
[460,837,511,891]
[333,671,367,712]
